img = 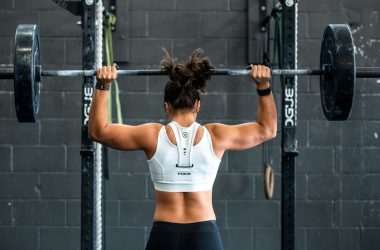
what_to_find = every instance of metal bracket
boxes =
[104,0,129,63]
[108,0,117,31]
[50,0,83,16]
[259,0,268,33]
[260,3,283,32]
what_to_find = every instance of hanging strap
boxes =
[168,122,200,168]
[104,13,123,124]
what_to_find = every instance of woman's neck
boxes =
[170,111,197,127]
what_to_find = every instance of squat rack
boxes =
[280,1,298,250]
[255,1,298,249]
[51,1,108,249]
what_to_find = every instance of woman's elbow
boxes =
[88,130,97,142]
[269,118,278,139]
[88,127,102,142]
[268,128,277,139]
[264,125,277,140]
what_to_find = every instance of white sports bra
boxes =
[147,121,221,192]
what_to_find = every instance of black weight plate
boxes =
[14,24,40,122]
[320,24,355,121]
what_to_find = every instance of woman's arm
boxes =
[88,65,160,151]
[206,65,277,152]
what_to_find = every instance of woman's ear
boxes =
[164,102,174,113]
[195,100,201,113]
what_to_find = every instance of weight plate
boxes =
[14,24,40,122]
[320,24,355,121]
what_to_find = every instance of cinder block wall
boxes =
[0,0,379,250]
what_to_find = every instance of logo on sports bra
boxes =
[178,172,191,175]
[182,132,188,138]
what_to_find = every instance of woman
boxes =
[89,49,277,250]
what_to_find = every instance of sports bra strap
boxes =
[168,121,200,168]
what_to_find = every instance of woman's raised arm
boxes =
[88,65,160,151]
[206,65,277,153]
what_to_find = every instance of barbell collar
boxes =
[356,67,380,78]
[272,69,324,75]
[0,67,15,79]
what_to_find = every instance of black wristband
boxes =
[256,87,272,96]
[96,83,111,91]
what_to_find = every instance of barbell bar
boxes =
[2,66,380,78]
[1,24,380,123]
[43,68,324,76]
[0,67,322,77]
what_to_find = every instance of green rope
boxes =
[104,13,123,124]
[106,28,112,124]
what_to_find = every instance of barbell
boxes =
[1,24,380,123]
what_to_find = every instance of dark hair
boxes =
[161,48,214,111]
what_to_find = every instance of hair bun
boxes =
[160,48,176,82]
[186,48,214,92]
[160,48,214,92]
[161,49,192,84]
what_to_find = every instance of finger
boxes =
[98,67,104,77]
[261,65,266,78]
[262,66,267,78]
[109,66,114,77]
[101,66,107,76]
[266,67,271,78]
[105,66,112,79]
[261,66,266,78]
[111,64,117,73]
[252,65,258,78]
[257,65,262,79]
[102,66,107,75]
[111,65,117,79]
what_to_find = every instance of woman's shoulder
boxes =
[137,123,164,147]
[204,123,225,130]
[203,123,237,140]
[148,122,165,127]
[142,122,164,131]
[131,123,164,138]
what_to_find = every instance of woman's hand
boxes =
[249,64,271,88]
[96,64,118,86]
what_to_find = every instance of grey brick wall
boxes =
[0,0,379,250]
